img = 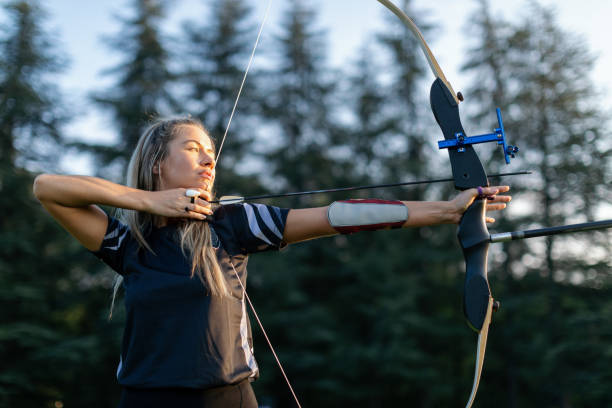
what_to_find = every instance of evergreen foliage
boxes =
[0,0,66,170]
[0,2,122,407]
[248,1,472,406]
[180,0,261,198]
[258,0,343,196]
[462,1,612,406]
[86,0,178,175]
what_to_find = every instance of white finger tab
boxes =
[185,189,200,198]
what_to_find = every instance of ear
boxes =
[152,162,161,175]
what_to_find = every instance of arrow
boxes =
[211,171,531,205]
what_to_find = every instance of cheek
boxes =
[160,157,179,179]
[166,152,189,169]
[164,153,197,180]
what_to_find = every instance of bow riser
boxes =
[429,77,494,332]
[430,79,489,190]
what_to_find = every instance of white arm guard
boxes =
[327,199,409,234]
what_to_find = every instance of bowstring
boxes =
[229,260,302,408]
[214,0,272,164]
[213,1,302,406]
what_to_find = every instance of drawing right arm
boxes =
[33,175,212,251]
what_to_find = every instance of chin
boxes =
[197,180,213,191]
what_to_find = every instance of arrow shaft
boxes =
[212,171,530,204]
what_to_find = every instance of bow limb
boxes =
[376,0,460,104]
[458,198,493,408]
[465,297,494,408]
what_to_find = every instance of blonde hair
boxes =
[110,117,229,317]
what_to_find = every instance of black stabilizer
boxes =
[458,199,491,332]
[429,78,488,189]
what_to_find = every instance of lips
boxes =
[199,171,213,180]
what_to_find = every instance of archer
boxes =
[33,117,510,407]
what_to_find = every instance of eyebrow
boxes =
[183,139,214,152]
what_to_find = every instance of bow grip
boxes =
[458,199,491,332]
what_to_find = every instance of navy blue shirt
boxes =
[92,203,289,389]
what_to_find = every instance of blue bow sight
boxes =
[437,108,519,164]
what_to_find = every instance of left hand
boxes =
[449,185,511,224]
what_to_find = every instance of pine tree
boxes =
[0,2,123,406]
[462,1,612,406]
[259,0,342,197]
[0,1,68,402]
[353,3,474,404]
[246,3,341,405]
[0,0,65,171]
[375,0,440,185]
[87,0,177,175]
[180,0,262,196]
[247,1,473,406]
[464,1,611,278]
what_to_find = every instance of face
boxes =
[156,125,216,191]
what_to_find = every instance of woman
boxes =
[33,117,511,407]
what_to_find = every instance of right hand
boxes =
[146,188,213,220]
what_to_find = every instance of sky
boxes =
[9,0,612,172]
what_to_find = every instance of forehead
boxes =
[173,125,213,149]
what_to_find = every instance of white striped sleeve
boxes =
[90,216,131,275]
[234,204,289,253]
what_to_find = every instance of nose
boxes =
[201,150,215,168]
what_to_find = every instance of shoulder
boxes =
[90,215,134,275]
[210,203,289,255]
[212,203,288,233]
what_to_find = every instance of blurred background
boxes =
[1,0,611,407]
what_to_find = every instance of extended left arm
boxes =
[282,186,510,244]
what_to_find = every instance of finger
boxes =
[184,188,200,198]
[198,190,213,202]
[196,201,213,214]
[475,186,499,200]
[486,203,507,212]
[184,207,210,220]
[481,187,499,196]
[485,216,496,223]
[185,188,211,199]
[193,188,210,197]
[189,212,209,221]
[196,197,213,207]
[190,203,213,215]
[488,195,512,203]
[485,195,510,204]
